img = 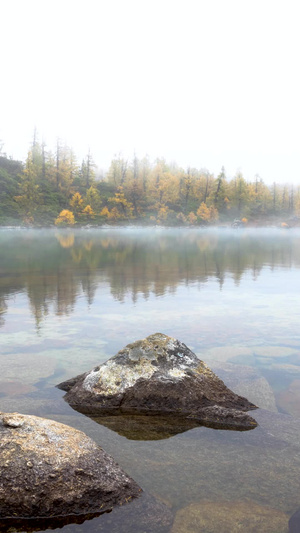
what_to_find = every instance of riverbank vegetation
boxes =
[0,135,299,226]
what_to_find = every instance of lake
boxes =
[1,227,300,532]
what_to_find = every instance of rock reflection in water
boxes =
[88,413,257,440]
[90,414,201,440]
[0,493,173,533]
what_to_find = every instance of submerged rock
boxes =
[171,500,289,533]
[0,412,141,520]
[276,379,300,417]
[210,362,278,412]
[57,333,258,430]
[289,508,300,533]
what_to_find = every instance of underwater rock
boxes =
[0,353,56,392]
[0,411,141,519]
[57,333,257,430]
[210,362,278,412]
[289,508,300,532]
[276,379,300,417]
[171,500,289,533]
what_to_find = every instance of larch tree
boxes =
[80,149,96,189]
[55,209,75,226]
[84,186,102,213]
[180,169,194,215]
[70,192,84,217]
[124,154,144,217]
[107,154,128,188]
[14,150,42,223]
[109,186,134,219]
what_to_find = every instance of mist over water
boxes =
[1,226,300,409]
[1,227,300,532]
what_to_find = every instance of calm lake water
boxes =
[1,227,300,532]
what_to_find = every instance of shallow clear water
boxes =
[1,227,300,532]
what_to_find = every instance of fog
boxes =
[1,0,300,184]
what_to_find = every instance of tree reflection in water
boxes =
[0,227,298,327]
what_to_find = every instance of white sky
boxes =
[1,0,300,183]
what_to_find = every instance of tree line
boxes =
[0,134,299,226]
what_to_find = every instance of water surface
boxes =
[1,227,300,532]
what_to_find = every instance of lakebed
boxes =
[1,227,300,532]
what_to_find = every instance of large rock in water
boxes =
[57,333,258,430]
[0,412,141,520]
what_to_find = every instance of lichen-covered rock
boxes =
[0,412,141,519]
[57,333,257,430]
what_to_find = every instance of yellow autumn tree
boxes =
[176,212,187,224]
[100,205,121,221]
[148,164,180,212]
[187,211,197,225]
[197,202,211,223]
[209,206,219,222]
[84,186,102,212]
[70,192,83,216]
[55,209,75,226]
[109,187,134,219]
[197,202,218,223]
[100,206,110,219]
[157,204,169,223]
[82,204,95,222]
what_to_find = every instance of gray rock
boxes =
[0,411,141,519]
[57,333,258,431]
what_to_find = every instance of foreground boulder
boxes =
[57,333,258,430]
[0,412,141,519]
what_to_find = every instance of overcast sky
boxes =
[1,0,299,183]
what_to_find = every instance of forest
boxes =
[0,135,299,226]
